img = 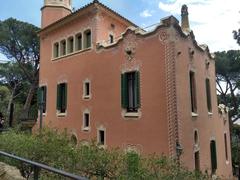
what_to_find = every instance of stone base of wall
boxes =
[0,162,25,180]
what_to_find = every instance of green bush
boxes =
[0,129,210,179]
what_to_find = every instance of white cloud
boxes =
[140,10,153,18]
[159,0,240,52]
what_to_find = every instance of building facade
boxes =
[37,0,232,177]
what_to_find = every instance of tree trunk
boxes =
[22,80,38,117]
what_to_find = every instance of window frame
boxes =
[189,71,197,115]
[56,82,68,115]
[75,32,82,51]
[97,126,106,148]
[205,78,212,113]
[53,42,60,58]
[84,29,92,49]
[67,36,74,54]
[83,79,91,99]
[82,110,90,131]
[38,86,47,114]
[224,133,229,162]
[60,39,67,56]
[121,71,141,114]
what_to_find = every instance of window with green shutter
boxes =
[121,71,140,112]
[56,83,67,113]
[38,86,47,113]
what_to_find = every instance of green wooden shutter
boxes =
[135,71,141,108]
[62,83,67,111]
[37,87,43,106]
[121,73,128,108]
[57,84,61,110]
[43,86,47,112]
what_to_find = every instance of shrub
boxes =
[0,129,211,179]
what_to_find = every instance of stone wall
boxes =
[0,162,25,180]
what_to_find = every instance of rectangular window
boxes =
[210,140,217,174]
[56,83,67,113]
[224,133,228,161]
[109,34,114,43]
[83,112,90,129]
[98,130,105,145]
[84,30,91,48]
[75,33,82,51]
[67,36,74,54]
[121,71,140,112]
[83,81,90,98]
[60,40,66,56]
[189,71,197,113]
[53,42,59,58]
[38,86,47,114]
[206,78,212,112]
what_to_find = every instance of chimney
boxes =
[181,4,191,33]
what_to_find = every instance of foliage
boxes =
[0,85,10,117]
[0,18,40,116]
[233,29,240,45]
[232,124,240,167]
[215,50,240,123]
[0,129,210,180]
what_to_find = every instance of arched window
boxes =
[75,33,82,51]
[210,140,217,174]
[71,134,77,145]
[194,130,198,144]
[84,29,91,48]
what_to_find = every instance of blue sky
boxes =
[0,0,239,61]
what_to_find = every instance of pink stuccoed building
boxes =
[37,0,232,177]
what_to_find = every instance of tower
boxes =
[41,0,72,28]
[181,4,191,33]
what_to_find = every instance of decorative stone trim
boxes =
[165,33,179,158]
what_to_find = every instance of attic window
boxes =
[67,36,74,54]
[84,30,91,48]
[60,39,66,56]
[75,33,82,51]
[53,42,59,58]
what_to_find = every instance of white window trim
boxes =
[82,79,91,100]
[82,109,91,132]
[97,126,107,148]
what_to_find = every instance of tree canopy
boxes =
[0,18,40,117]
[215,50,240,123]
[233,29,240,45]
